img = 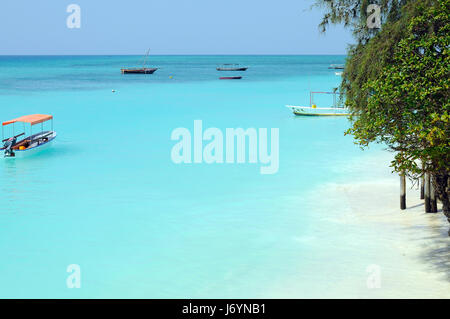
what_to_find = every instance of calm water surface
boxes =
[0,55,381,297]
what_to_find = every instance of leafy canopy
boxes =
[346,0,449,178]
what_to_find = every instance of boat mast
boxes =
[142,49,150,69]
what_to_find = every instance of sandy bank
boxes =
[275,152,450,298]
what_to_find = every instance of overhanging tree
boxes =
[348,0,449,224]
[315,0,450,231]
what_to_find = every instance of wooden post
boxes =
[400,174,406,210]
[424,173,431,213]
[430,175,438,213]
[420,174,425,200]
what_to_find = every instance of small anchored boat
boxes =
[216,64,248,71]
[121,68,157,74]
[286,91,350,116]
[328,64,344,70]
[286,106,349,116]
[121,49,158,74]
[1,114,56,158]
[219,76,242,80]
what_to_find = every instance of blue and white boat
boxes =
[286,91,349,116]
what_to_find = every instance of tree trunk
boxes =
[420,174,425,199]
[430,175,438,213]
[400,174,406,210]
[433,172,450,236]
[425,173,431,213]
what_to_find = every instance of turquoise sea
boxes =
[0,55,383,298]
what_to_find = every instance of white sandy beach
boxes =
[273,151,450,298]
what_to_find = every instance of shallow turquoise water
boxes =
[0,55,381,298]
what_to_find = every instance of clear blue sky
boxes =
[0,0,353,55]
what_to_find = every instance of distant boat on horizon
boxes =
[328,64,344,70]
[121,49,158,74]
[219,76,242,80]
[216,64,248,71]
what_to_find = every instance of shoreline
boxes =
[272,152,450,298]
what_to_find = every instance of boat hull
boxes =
[216,67,248,71]
[4,132,56,158]
[286,106,349,117]
[121,68,157,74]
[219,76,242,80]
[292,111,349,116]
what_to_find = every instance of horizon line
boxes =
[0,53,347,57]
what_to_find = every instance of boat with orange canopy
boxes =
[1,114,56,158]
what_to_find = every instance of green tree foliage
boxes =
[315,0,450,230]
[347,0,449,224]
[314,0,409,43]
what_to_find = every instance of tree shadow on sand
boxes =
[410,210,450,282]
